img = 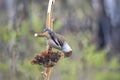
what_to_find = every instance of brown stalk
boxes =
[44,0,55,80]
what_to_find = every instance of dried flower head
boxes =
[30,50,62,67]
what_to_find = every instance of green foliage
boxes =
[31,14,43,32]
[54,20,62,31]
[17,60,43,80]
[85,46,107,68]
[57,59,77,80]
[2,32,9,43]
[18,21,29,36]
[109,58,119,69]
[95,71,120,80]
[0,62,8,71]
[0,27,10,43]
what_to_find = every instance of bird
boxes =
[34,28,72,57]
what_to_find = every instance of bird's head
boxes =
[34,27,53,38]
[34,27,59,45]
[44,28,55,39]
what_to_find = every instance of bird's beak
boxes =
[34,32,49,37]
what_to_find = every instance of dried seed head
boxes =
[30,50,62,67]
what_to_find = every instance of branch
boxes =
[46,0,55,31]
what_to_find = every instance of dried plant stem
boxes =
[46,0,54,31]
[45,67,51,80]
[44,0,55,80]
[40,0,55,80]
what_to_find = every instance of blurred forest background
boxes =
[0,0,120,80]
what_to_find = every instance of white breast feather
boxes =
[62,42,72,52]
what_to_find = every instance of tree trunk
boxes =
[6,0,17,79]
[104,0,120,60]
[92,0,120,59]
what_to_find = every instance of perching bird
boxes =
[34,28,72,57]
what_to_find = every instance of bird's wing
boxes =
[55,33,65,47]
[46,0,55,31]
